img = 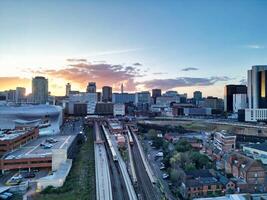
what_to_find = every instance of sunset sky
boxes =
[1,0,267,97]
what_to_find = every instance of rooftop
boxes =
[4,135,76,160]
[0,128,35,142]
[244,143,267,152]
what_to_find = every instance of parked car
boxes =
[162,173,169,179]
[23,172,35,178]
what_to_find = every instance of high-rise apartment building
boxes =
[32,76,48,104]
[224,85,247,112]
[102,86,112,102]
[86,82,96,93]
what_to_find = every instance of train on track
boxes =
[101,124,118,161]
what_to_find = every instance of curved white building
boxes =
[0,105,63,135]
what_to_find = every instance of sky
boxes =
[1,0,267,97]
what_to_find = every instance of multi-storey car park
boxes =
[0,128,39,155]
[0,134,78,173]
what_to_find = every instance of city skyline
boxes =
[1,1,267,97]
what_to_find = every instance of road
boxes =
[61,117,84,135]
[143,140,176,200]
[131,135,160,200]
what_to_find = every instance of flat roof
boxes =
[244,143,267,152]
[0,129,34,141]
[4,135,76,160]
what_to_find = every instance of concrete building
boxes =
[32,76,48,104]
[233,94,247,113]
[0,128,39,155]
[15,87,26,103]
[86,82,96,93]
[193,91,202,101]
[0,105,63,134]
[246,65,267,121]
[6,90,16,102]
[102,86,112,102]
[65,83,71,97]
[69,92,97,114]
[224,85,247,113]
[201,96,224,110]
[113,104,125,116]
[152,89,161,104]
[95,102,113,115]
[112,93,135,104]
[214,131,236,152]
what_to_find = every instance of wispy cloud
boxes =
[244,44,265,49]
[181,67,199,71]
[89,48,142,57]
[66,58,87,62]
[140,76,231,90]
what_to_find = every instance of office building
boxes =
[15,87,26,103]
[193,91,202,100]
[233,93,247,113]
[66,83,71,97]
[248,65,267,109]
[112,93,135,104]
[69,92,97,114]
[102,86,112,102]
[95,102,113,115]
[224,85,247,112]
[152,89,161,104]
[32,76,48,104]
[246,65,267,121]
[6,90,16,102]
[113,104,125,116]
[135,91,151,111]
[201,96,224,110]
[86,82,96,93]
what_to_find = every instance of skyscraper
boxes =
[224,85,247,112]
[32,76,48,104]
[247,65,267,109]
[86,82,96,93]
[66,83,71,97]
[102,86,112,102]
[152,89,161,104]
[193,91,202,101]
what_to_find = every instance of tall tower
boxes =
[66,83,71,97]
[248,65,267,109]
[32,76,48,104]
[86,82,96,93]
[121,83,124,94]
[102,86,112,102]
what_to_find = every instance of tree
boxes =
[153,137,163,149]
[147,129,157,140]
[184,162,196,172]
[170,168,185,186]
[175,139,192,152]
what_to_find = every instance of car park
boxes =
[23,172,35,178]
